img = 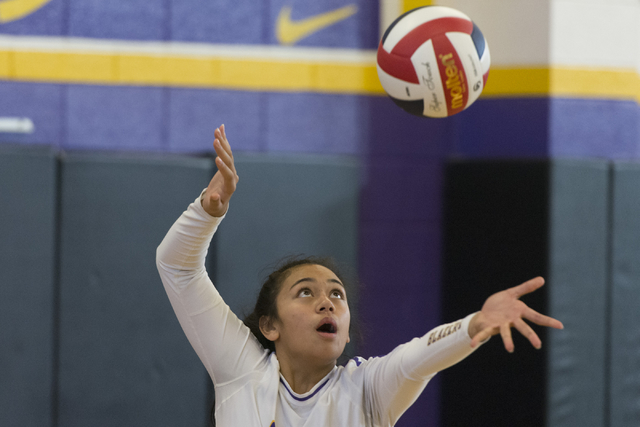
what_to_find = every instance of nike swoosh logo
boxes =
[276,4,358,46]
[0,0,51,23]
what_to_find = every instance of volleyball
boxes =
[376,6,490,118]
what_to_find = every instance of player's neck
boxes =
[277,352,336,394]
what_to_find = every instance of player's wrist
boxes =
[467,312,483,339]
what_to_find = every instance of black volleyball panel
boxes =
[56,153,214,427]
[389,97,426,117]
[0,145,57,427]
[609,162,640,426]
[441,159,609,427]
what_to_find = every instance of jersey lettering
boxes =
[427,320,462,346]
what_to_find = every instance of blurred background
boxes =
[1,0,639,426]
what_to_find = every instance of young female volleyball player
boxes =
[156,124,564,426]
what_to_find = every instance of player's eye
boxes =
[331,290,344,299]
[298,288,312,297]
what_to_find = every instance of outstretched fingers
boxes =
[215,125,235,169]
[471,277,565,353]
[500,323,514,353]
[510,276,545,299]
[213,125,239,186]
[514,318,541,349]
[471,327,495,349]
[524,307,564,330]
[213,159,236,208]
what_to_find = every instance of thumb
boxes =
[203,192,224,217]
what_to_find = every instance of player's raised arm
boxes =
[201,124,239,217]
[468,277,564,352]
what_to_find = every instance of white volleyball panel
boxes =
[446,32,484,108]
[479,42,491,75]
[376,64,424,100]
[410,39,448,118]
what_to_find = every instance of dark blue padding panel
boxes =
[610,162,640,426]
[215,153,360,358]
[0,145,57,427]
[546,160,609,427]
[57,153,214,427]
[441,159,609,427]
[441,160,550,427]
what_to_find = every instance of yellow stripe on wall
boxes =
[2,49,386,94]
[13,51,115,82]
[551,68,640,101]
[402,0,433,13]
[0,50,11,77]
[1,48,640,103]
[483,68,551,97]
[484,67,640,103]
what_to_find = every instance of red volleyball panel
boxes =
[391,17,473,58]
[377,16,474,92]
[377,42,419,84]
[431,35,469,116]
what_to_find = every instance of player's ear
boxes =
[259,315,279,342]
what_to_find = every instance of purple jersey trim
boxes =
[279,377,331,402]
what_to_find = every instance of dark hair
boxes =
[210,255,358,426]
[242,255,354,352]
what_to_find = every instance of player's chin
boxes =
[314,335,347,355]
[316,330,339,340]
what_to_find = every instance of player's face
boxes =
[272,264,351,365]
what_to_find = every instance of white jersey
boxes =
[156,193,484,427]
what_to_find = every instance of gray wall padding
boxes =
[0,146,57,427]
[53,151,360,426]
[610,162,640,426]
[215,153,361,358]
[56,153,214,427]
[441,159,610,427]
[546,160,610,427]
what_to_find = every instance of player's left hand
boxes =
[468,277,564,353]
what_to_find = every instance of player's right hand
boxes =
[202,124,239,217]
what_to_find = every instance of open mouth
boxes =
[316,319,337,334]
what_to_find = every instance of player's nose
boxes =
[317,295,335,312]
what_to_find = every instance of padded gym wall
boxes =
[56,153,214,427]
[0,146,361,426]
[0,145,57,427]
[441,159,610,427]
[545,160,610,426]
[610,162,640,426]
[53,151,360,426]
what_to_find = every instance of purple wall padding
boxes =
[549,98,640,159]
[0,0,65,36]
[0,82,64,147]
[450,97,551,158]
[65,85,167,151]
[358,96,454,427]
[67,0,169,40]
[0,0,378,48]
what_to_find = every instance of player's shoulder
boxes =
[344,356,367,369]
[328,357,369,398]
[337,356,370,381]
